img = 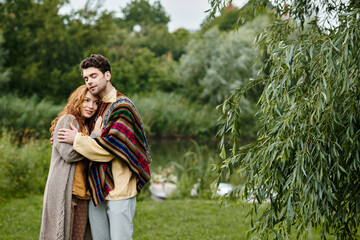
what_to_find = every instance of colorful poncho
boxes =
[88,92,152,206]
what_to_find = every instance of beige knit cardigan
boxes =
[40,114,97,240]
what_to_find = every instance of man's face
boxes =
[82,67,109,96]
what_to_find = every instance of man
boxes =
[58,54,152,240]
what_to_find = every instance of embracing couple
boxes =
[39,54,152,240]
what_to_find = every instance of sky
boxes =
[62,0,247,32]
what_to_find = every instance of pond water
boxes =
[146,138,248,187]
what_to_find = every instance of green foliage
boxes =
[172,141,219,199]
[0,0,116,102]
[0,92,218,141]
[0,0,191,105]
[0,30,10,91]
[106,25,190,94]
[107,23,190,69]
[110,47,177,95]
[215,1,360,239]
[138,24,175,57]
[203,5,242,32]
[0,94,62,140]
[176,14,270,106]
[132,92,219,138]
[118,0,170,30]
[171,28,191,61]
[0,131,51,200]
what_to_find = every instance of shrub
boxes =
[132,92,219,138]
[0,131,51,200]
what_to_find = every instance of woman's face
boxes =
[81,91,99,118]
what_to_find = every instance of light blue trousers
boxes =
[88,197,136,240]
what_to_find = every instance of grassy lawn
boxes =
[0,195,324,240]
[134,199,250,240]
[0,195,43,239]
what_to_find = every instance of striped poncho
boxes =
[88,92,152,206]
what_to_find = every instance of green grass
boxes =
[0,195,43,239]
[0,195,325,240]
[0,133,51,200]
[134,199,249,240]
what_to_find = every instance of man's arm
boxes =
[73,133,114,162]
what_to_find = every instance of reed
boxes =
[169,140,219,199]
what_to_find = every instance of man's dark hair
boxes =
[80,54,111,74]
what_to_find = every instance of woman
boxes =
[40,85,101,240]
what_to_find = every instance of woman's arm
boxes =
[53,115,85,163]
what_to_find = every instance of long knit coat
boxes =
[40,114,96,240]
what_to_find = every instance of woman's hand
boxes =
[93,116,103,135]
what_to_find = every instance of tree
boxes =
[0,30,10,91]
[174,16,271,139]
[215,0,360,239]
[171,28,191,61]
[202,4,242,32]
[0,0,116,102]
[109,47,175,95]
[138,23,175,57]
[176,13,270,106]
[0,0,67,97]
[124,23,191,60]
[118,0,170,30]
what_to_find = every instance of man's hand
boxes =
[93,116,103,135]
[58,123,78,144]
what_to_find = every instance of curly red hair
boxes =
[49,85,98,134]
